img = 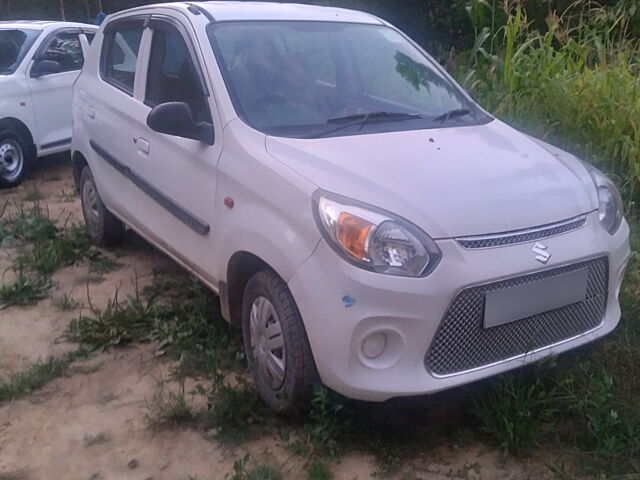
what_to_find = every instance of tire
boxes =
[0,128,34,188]
[79,166,124,246]
[242,270,319,412]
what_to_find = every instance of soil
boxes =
[0,155,554,480]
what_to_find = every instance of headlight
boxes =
[585,164,623,235]
[313,191,441,277]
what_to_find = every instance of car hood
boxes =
[265,119,597,238]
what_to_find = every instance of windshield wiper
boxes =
[434,108,472,124]
[311,111,423,138]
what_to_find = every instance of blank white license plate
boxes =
[484,268,589,329]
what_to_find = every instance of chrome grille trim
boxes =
[456,214,588,249]
[425,257,608,377]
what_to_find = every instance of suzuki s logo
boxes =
[531,242,551,264]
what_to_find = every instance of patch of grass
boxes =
[146,378,196,429]
[205,374,270,443]
[23,187,44,202]
[0,351,82,402]
[229,454,282,480]
[7,203,58,243]
[16,224,91,275]
[65,287,166,351]
[303,386,350,457]
[51,292,82,311]
[306,459,333,480]
[0,272,51,308]
[470,370,558,456]
[88,253,119,275]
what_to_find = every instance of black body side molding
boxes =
[89,140,210,236]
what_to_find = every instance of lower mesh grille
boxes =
[425,257,608,376]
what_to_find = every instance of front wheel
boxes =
[242,270,319,412]
[0,129,34,188]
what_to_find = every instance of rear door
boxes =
[128,15,222,282]
[27,28,87,152]
[77,18,146,222]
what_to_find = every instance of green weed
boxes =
[303,386,349,457]
[0,351,81,402]
[51,292,82,311]
[306,459,333,480]
[23,188,44,202]
[65,287,166,351]
[15,224,91,275]
[0,272,50,308]
[471,370,558,456]
[146,378,196,428]
[204,374,269,443]
[228,454,282,480]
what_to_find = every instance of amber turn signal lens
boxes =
[336,213,373,260]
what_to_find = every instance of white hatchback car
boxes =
[0,21,97,187]
[72,2,630,410]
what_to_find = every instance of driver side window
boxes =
[39,32,83,73]
[145,24,211,123]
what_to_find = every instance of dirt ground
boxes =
[0,156,555,480]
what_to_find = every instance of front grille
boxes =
[425,257,608,376]
[456,215,587,249]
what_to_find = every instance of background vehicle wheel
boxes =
[242,270,319,412]
[79,167,124,246]
[0,128,34,188]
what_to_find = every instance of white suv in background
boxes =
[72,2,630,411]
[0,21,96,187]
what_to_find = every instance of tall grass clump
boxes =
[460,2,640,475]
[460,1,640,208]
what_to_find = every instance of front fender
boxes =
[0,77,37,145]
[212,120,321,284]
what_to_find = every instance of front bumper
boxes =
[288,212,630,401]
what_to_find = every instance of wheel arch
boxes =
[222,251,281,326]
[0,117,36,156]
[72,151,89,193]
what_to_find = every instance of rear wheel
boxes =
[79,166,124,246]
[242,270,318,412]
[0,129,33,188]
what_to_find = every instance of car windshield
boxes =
[208,21,490,138]
[0,28,41,75]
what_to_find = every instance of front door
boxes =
[128,18,222,282]
[26,29,86,151]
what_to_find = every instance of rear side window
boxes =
[101,24,143,95]
[145,25,210,122]
[40,32,83,72]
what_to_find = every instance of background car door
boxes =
[27,29,86,151]
[127,18,222,283]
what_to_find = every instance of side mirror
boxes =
[30,59,61,78]
[146,102,214,145]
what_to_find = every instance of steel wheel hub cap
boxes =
[250,296,285,390]
[82,180,100,232]
[0,140,24,182]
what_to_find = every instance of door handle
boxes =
[134,137,150,154]
[87,106,95,119]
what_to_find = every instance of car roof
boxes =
[127,1,382,24]
[0,20,97,31]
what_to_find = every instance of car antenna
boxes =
[185,2,216,22]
